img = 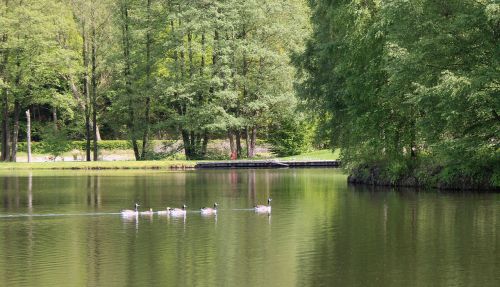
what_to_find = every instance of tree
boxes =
[0,0,80,162]
[297,0,499,188]
[154,0,309,159]
[69,0,113,161]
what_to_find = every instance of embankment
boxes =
[347,165,499,191]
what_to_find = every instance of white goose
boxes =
[201,203,218,215]
[168,204,187,216]
[157,208,169,216]
[140,208,154,216]
[121,203,140,216]
[254,198,272,213]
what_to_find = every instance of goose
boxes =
[140,208,154,216]
[201,203,218,215]
[157,208,169,216]
[254,198,272,213]
[168,204,187,216]
[121,203,140,216]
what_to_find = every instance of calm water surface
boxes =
[0,169,498,286]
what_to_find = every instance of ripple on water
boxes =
[0,169,498,287]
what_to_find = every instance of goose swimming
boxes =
[168,204,187,216]
[201,203,218,215]
[140,208,154,216]
[157,208,169,216]
[254,198,272,213]
[121,203,140,216]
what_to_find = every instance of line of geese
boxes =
[121,198,272,217]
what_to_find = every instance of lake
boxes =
[0,169,498,286]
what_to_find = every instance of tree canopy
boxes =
[296,0,499,188]
[0,0,310,161]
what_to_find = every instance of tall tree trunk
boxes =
[236,130,242,158]
[9,41,21,162]
[171,19,186,159]
[0,13,8,161]
[1,91,9,161]
[245,127,250,158]
[201,131,208,158]
[1,35,9,161]
[92,95,98,161]
[188,30,195,158]
[91,21,98,161]
[141,97,150,160]
[241,27,249,159]
[190,131,196,158]
[181,130,192,159]
[95,124,101,141]
[140,0,152,161]
[131,136,139,160]
[120,0,139,160]
[25,109,31,163]
[82,18,91,161]
[228,130,235,155]
[85,107,91,161]
[10,100,19,162]
[232,34,241,160]
[249,127,257,158]
[196,133,202,155]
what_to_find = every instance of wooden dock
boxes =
[195,160,341,169]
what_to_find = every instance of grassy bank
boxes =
[0,160,196,170]
[279,149,340,160]
[0,149,340,170]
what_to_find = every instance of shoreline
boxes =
[0,159,341,171]
[347,165,499,191]
[0,160,197,170]
[2,160,496,191]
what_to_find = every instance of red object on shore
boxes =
[230,151,237,160]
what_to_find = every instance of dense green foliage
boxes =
[0,0,310,161]
[267,113,311,156]
[39,127,72,160]
[297,0,499,189]
[17,140,160,154]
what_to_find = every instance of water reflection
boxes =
[86,175,102,208]
[28,173,32,212]
[0,170,498,287]
[297,185,499,287]
[121,213,140,233]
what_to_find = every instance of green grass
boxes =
[0,160,196,170]
[279,149,340,160]
[0,149,340,170]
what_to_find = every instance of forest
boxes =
[0,0,498,189]
[0,0,310,161]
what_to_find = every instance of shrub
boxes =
[40,127,72,160]
[17,140,179,153]
[267,115,311,157]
